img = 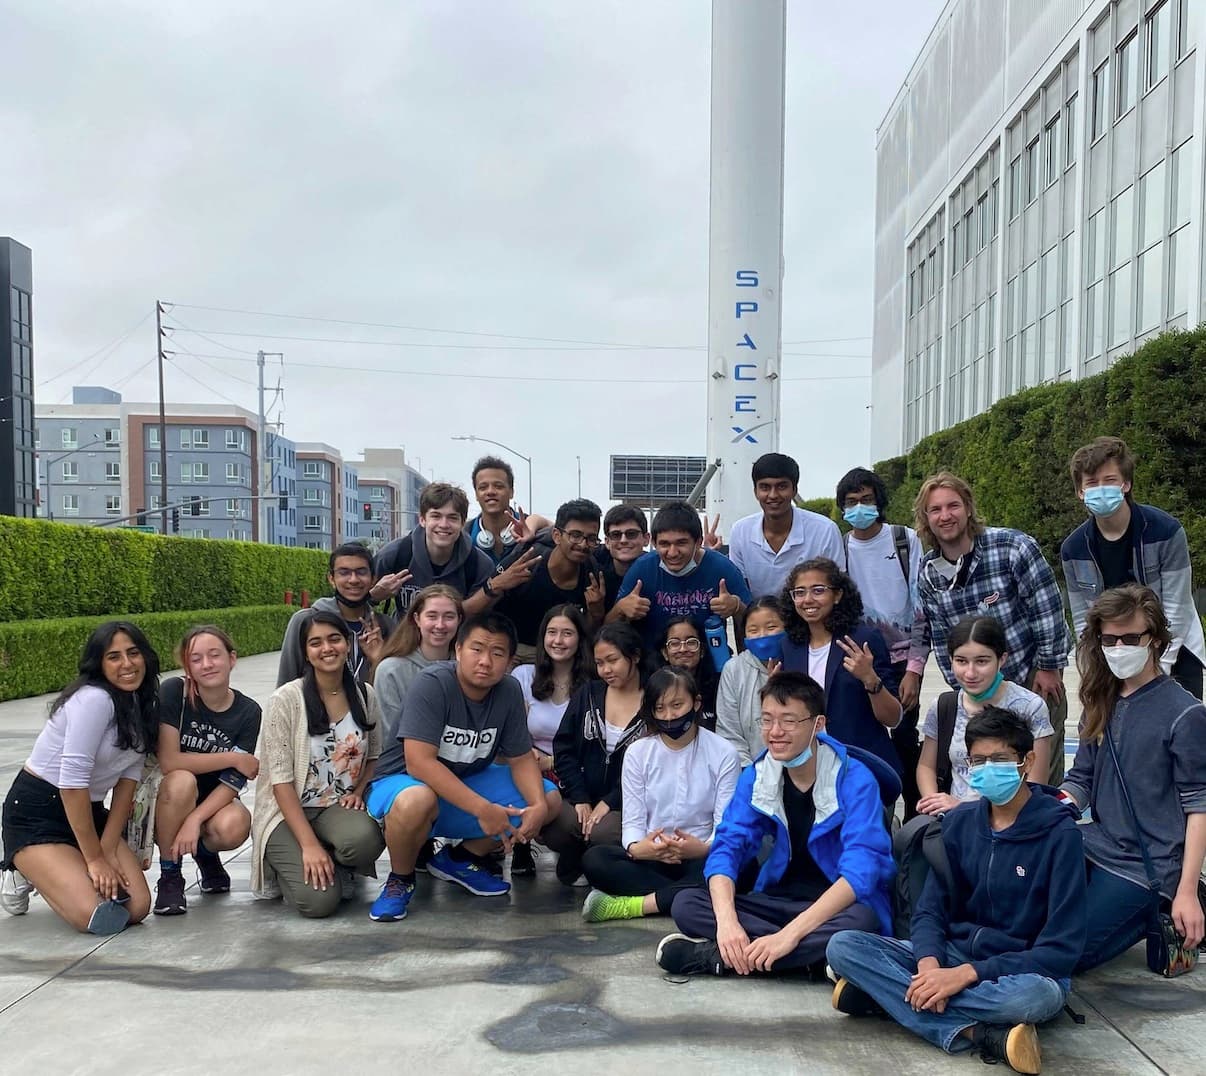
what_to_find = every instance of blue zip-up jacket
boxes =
[911,787,1086,983]
[704,732,895,936]
[1061,502,1205,672]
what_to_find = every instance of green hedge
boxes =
[0,604,296,701]
[796,497,841,526]
[0,518,332,621]
[872,327,1206,578]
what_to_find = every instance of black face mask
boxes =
[652,711,697,740]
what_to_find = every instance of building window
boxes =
[105,461,120,482]
[302,461,322,478]
[1109,263,1134,346]
[1044,115,1060,186]
[225,462,241,484]
[304,488,321,504]
[1176,0,1188,58]
[149,427,160,448]
[150,460,161,481]
[1139,161,1166,249]
[1008,154,1021,219]
[61,461,78,483]
[989,178,1000,237]
[1169,227,1191,317]
[62,427,78,449]
[1170,140,1192,229]
[225,429,245,450]
[1024,137,1040,204]
[226,498,243,517]
[1111,186,1135,269]
[104,427,120,446]
[1064,93,1078,167]
[105,494,121,516]
[1091,60,1109,140]
[180,462,209,484]
[1137,246,1163,332]
[1116,32,1138,117]
[61,494,79,516]
[304,514,323,531]
[1146,1,1171,89]
[194,429,209,450]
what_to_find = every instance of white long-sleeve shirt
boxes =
[620,727,740,849]
[26,685,145,800]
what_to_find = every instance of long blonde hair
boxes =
[913,471,985,551]
[1077,584,1170,743]
[373,584,463,673]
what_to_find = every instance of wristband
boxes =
[864,678,884,695]
[482,578,496,598]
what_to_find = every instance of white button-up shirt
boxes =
[728,506,844,599]
[620,726,741,849]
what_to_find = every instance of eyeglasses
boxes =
[666,638,702,653]
[607,528,645,542]
[843,495,877,508]
[560,530,600,547]
[1099,631,1151,647]
[788,585,835,601]
[758,715,816,731]
[333,568,372,579]
[967,754,1022,767]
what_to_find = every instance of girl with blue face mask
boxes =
[917,616,1053,816]
[716,597,787,767]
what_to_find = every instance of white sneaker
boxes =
[0,869,33,915]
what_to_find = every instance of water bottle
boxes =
[704,615,732,673]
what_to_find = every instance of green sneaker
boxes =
[581,889,644,922]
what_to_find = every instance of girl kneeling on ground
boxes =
[251,610,386,918]
[580,666,740,922]
[0,621,157,934]
[153,625,262,915]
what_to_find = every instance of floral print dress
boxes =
[302,713,366,807]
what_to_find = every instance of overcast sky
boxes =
[4,0,945,516]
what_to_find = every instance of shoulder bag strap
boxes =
[892,525,911,583]
[935,690,958,793]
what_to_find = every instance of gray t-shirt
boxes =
[386,662,532,779]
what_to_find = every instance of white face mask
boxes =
[1102,643,1151,680]
[660,552,701,578]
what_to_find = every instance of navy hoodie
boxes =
[911,786,1086,982]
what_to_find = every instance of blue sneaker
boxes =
[369,875,415,922]
[428,848,511,897]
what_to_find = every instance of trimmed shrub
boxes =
[873,327,1206,578]
[0,604,296,702]
[0,518,332,621]
[796,497,840,524]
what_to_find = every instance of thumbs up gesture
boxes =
[710,577,742,619]
[617,578,651,621]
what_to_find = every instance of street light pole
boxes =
[451,434,533,511]
[156,300,169,534]
[38,434,106,522]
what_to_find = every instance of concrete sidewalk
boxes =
[1,653,1204,1074]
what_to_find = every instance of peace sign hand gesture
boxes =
[836,635,878,690]
[702,514,723,551]
[584,571,606,614]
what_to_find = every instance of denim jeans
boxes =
[826,931,1068,1054]
[1075,861,1159,973]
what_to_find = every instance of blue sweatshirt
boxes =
[911,787,1086,982]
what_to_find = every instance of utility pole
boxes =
[576,455,582,497]
[156,300,169,534]
[257,350,266,543]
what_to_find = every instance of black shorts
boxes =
[1,769,109,869]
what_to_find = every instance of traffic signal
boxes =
[136,510,147,527]
[190,496,202,517]
[171,508,180,533]
[362,502,373,521]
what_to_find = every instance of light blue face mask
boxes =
[842,504,880,530]
[784,722,819,769]
[1083,485,1125,517]
[967,760,1024,805]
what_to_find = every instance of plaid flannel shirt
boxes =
[908,527,1072,688]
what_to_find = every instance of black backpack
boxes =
[891,813,953,939]
[934,690,959,795]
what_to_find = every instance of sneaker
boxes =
[428,848,511,897]
[415,838,436,874]
[0,869,33,915]
[369,875,415,922]
[510,842,537,877]
[832,977,885,1017]
[153,870,187,916]
[972,1023,1042,1074]
[582,889,643,922]
[654,933,727,977]
[195,849,230,894]
[480,845,506,878]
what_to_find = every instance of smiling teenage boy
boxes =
[827,707,1086,1075]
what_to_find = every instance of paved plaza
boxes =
[1,652,1203,1074]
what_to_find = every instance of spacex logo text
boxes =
[732,268,766,444]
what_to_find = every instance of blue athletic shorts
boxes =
[365,766,557,840]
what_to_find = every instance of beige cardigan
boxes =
[250,679,383,898]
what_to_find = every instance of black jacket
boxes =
[552,680,645,808]
[374,525,493,617]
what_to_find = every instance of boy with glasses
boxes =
[828,707,1085,1075]
[494,499,608,663]
[656,672,894,978]
[277,543,397,686]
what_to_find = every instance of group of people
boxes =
[3,439,1205,1074]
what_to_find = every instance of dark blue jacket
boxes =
[781,623,902,774]
[911,787,1086,982]
[704,732,895,935]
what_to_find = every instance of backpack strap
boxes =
[892,525,911,583]
[842,529,850,571]
[935,690,959,794]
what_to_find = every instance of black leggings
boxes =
[581,844,706,913]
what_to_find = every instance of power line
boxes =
[39,310,155,394]
[166,354,249,408]
[165,315,259,355]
